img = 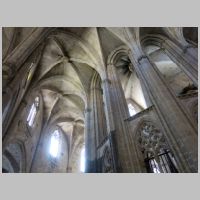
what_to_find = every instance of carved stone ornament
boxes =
[137,122,168,158]
[102,146,113,173]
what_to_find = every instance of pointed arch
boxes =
[134,120,178,173]
[2,139,26,173]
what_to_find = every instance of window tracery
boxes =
[128,103,137,116]
[102,146,113,173]
[49,129,61,158]
[137,122,178,173]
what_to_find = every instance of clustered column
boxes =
[128,47,198,172]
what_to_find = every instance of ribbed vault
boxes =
[2,27,198,173]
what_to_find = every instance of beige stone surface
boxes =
[2,27,198,173]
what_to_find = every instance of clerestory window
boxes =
[80,147,85,172]
[49,130,61,158]
[27,96,39,127]
[128,103,137,116]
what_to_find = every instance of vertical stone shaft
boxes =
[161,39,198,86]
[129,50,198,172]
[101,67,141,172]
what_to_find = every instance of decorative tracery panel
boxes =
[102,146,113,173]
[137,121,178,173]
[137,122,167,158]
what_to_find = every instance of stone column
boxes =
[101,79,115,133]
[85,83,109,172]
[66,122,76,173]
[163,28,197,72]
[2,27,54,89]
[128,50,198,172]
[84,106,97,172]
[101,70,141,172]
[160,38,198,86]
[91,86,107,146]
[101,78,119,172]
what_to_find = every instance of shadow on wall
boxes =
[2,142,26,173]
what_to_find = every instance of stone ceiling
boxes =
[3,27,196,172]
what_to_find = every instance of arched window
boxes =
[128,103,137,116]
[27,96,39,127]
[80,147,85,172]
[137,122,178,173]
[49,130,61,158]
